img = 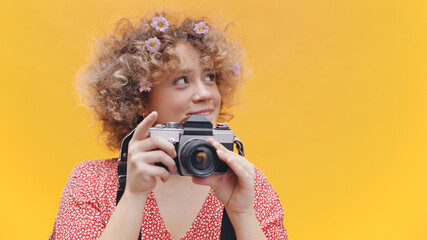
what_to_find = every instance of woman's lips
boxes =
[188,108,213,116]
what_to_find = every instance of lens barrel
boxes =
[180,139,219,177]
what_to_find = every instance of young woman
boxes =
[49,11,288,240]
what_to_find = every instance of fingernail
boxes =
[149,111,156,119]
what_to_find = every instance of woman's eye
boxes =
[174,77,188,85]
[205,73,215,82]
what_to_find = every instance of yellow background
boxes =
[1,0,426,239]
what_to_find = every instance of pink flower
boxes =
[150,16,169,32]
[193,21,209,35]
[231,62,240,76]
[139,81,152,92]
[144,37,161,53]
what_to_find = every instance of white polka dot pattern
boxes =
[48,159,288,239]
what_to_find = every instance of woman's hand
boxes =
[192,138,256,215]
[125,111,178,198]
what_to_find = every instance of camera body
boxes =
[149,114,236,177]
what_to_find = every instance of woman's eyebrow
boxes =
[176,68,212,74]
[176,69,192,75]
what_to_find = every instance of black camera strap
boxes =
[116,130,242,240]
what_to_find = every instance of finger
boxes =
[160,170,170,183]
[131,136,177,159]
[208,138,228,151]
[132,111,158,141]
[143,164,171,182]
[192,174,222,188]
[209,138,240,158]
[215,147,253,172]
[135,150,177,174]
[217,150,254,184]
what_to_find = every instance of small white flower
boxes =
[144,37,161,53]
[193,21,209,35]
[150,16,169,32]
[139,81,153,92]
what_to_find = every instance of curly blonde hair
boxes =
[77,11,245,151]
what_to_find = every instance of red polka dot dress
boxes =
[49,159,288,239]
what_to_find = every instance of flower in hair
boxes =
[139,81,152,92]
[231,62,240,76]
[151,16,169,32]
[145,37,161,53]
[193,21,209,35]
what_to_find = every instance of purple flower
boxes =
[145,37,161,53]
[150,16,169,32]
[193,21,209,35]
[231,62,240,76]
[139,81,153,92]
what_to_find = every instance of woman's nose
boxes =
[192,81,213,102]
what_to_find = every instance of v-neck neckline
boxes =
[150,189,214,240]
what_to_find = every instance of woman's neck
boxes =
[153,174,211,197]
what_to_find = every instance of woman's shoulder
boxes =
[71,158,118,177]
[65,158,118,202]
[253,168,282,204]
[253,167,286,235]
[69,158,118,184]
[254,168,270,185]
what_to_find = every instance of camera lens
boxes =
[194,152,208,168]
[180,139,218,177]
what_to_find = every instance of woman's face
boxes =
[144,42,221,125]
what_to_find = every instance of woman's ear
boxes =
[138,102,147,118]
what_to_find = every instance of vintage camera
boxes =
[149,114,244,177]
